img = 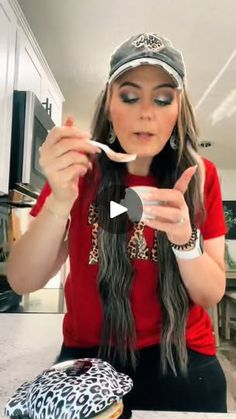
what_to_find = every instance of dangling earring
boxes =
[108,123,116,144]
[169,129,179,150]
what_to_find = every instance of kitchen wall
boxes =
[220,169,236,263]
[220,170,236,199]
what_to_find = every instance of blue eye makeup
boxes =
[120,92,138,104]
[154,95,174,106]
[119,91,174,106]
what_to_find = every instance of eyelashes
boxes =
[120,94,138,104]
[120,93,174,106]
[154,96,173,106]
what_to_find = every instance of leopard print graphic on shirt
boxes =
[88,202,159,265]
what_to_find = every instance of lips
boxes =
[134,132,154,140]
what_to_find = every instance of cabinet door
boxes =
[15,26,43,99]
[15,27,63,126]
[0,0,16,195]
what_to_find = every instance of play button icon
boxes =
[110,201,128,218]
[97,185,143,234]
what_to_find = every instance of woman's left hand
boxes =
[142,165,197,245]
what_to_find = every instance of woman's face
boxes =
[108,65,180,158]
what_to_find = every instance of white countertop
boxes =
[0,314,234,419]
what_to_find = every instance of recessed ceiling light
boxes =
[199,141,213,148]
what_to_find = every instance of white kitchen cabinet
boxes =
[15,25,63,125]
[0,0,17,195]
[0,0,64,196]
[14,25,43,100]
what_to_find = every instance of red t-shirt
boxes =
[30,158,227,355]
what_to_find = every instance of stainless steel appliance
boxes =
[9,90,54,199]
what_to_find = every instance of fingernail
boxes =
[81,168,87,176]
[65,116,74,127]
[141,193,153,199]
[143,206,152,212]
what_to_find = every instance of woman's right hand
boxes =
[39,117,101,212]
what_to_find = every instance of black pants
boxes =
[55,344,227,417]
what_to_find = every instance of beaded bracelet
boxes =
[169,225,198,250]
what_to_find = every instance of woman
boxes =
[7,33,228,416]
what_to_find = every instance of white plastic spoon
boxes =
[89,140,136,163]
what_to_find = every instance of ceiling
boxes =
[17,0,236,169]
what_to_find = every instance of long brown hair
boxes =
[89,82,206,375]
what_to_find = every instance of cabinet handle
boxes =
[48,103,52,117]
[42,98,52,117]
[42,97,49,110]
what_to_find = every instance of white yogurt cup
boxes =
[129,185,162,220]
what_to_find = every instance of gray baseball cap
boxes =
[108,33,185,89]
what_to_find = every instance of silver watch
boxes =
[171,228,204,260]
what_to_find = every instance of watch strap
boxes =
[171,228,204,260]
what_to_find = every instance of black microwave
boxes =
[9,91,55,199]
